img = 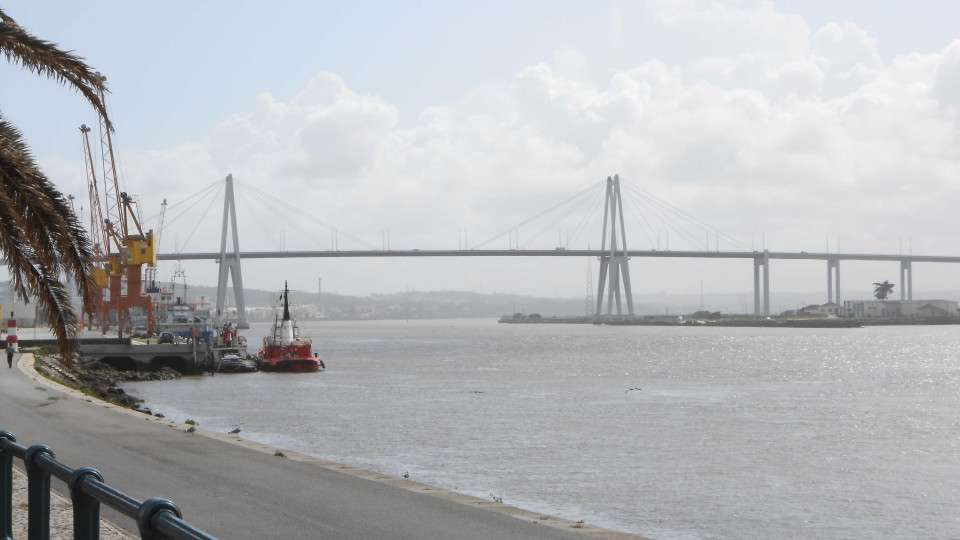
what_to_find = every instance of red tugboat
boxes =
[257,282,325,372]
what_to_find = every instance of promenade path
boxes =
[1,351,639,539]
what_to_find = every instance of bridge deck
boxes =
[158,249,960,263]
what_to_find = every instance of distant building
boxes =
[1,282,41,327]
[818,302,840,315]
[843,299,958,318]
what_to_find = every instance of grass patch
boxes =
[34,365,53,380]
[35,344,58,358]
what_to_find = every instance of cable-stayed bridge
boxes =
[150,174,947,327]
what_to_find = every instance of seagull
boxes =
[625,387,642,393]
[184,425,197,435]
[228,427,241,438]
[403,471,409,479]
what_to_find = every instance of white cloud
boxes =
[932,40,960,111]
[96,1,960,296]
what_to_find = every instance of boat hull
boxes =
[258,357,324,373]
[218,355,258,373]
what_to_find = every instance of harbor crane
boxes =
[79,74,157,334]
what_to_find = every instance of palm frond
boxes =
[0,9,111,129]
[0,117,90,358]
[0,9,110,362]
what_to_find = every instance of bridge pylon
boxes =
[216,174,249,328]
[595,174,635,319]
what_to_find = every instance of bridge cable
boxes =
[235,185,284,249]
[175,184,224,254]
[633,195,709,249]
[234,179,378,250]
[620,190,660,249]
[568,188,606,248]
[618,186,687,248]
[236,183,337,250]
[518,187,604,249]
[471,180,606,250]
[235,183,331,250]
[142,178,223,224]
[621,183,751,251]
[621,184,711,250]
[147,181,224,255]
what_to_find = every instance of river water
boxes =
[123,319,960,539]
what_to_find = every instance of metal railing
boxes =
[0,430,216,540]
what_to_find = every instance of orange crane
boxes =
[79,124,109,328]
[79,74,157,334]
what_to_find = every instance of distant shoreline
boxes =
[499,315,960,328]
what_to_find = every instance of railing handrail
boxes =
[0,430,216,540]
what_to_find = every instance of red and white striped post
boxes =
[6,313,17,353]
[6,312,17,368]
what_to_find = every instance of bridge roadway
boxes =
[1,354,632,540]
[160,249,960,263]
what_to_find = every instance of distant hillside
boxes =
[5,280,960,321]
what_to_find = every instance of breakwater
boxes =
[499,314,960,327]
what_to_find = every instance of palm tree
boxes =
[873,280,895,301]
[1,10,111,361]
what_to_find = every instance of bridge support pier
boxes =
[595,175,634,319]
[900,261,913,300]
[753,251,770,316]
[216,174,249,328]
[827,259,840,306]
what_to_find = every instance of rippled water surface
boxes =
[124,320,960,539]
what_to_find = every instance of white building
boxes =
[818,302,840,315]
[843,299,958,318]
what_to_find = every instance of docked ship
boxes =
[150,270,255,372]
[149,269,215,345]
[257,282,325,373]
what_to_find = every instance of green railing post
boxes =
[0,431,16,540]
[69,467,104,540]
[138,498,182,540]
[0,431,215,539]
[24,444,54,540]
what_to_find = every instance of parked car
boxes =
[158,331,175,344]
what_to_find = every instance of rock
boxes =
[41,355,181,414]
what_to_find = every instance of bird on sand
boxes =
[228,427,241,438]
[625,387,642,393]
[184,425,197,435]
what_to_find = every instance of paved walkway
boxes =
[9,468,133,539]
[2,352,642,539]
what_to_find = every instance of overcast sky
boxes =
[3,1,960,304]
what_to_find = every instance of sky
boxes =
[2,0,960,305]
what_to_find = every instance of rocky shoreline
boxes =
[32,352,179,416]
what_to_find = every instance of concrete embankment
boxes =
[4,350,644,539]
